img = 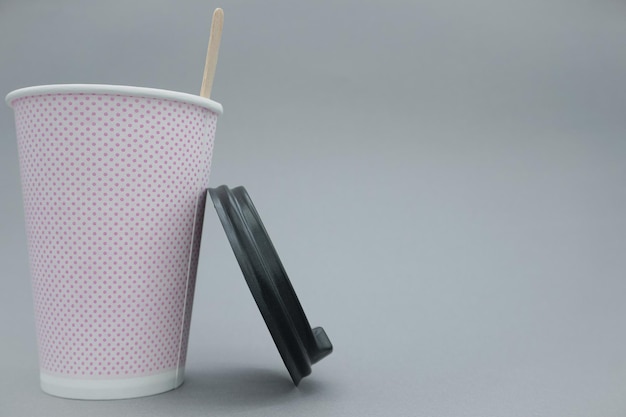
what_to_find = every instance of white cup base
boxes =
[40,368,185,400]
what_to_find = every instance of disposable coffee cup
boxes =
[6,84,223,400]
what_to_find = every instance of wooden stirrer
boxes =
[200,8,224,99]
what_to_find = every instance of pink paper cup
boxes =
[6,84,223,399]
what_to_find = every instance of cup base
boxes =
[40,369,185,400]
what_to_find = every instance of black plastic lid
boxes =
[208,185,332,385]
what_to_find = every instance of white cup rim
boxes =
[5,84,223,115]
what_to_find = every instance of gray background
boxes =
[1,0,625,415]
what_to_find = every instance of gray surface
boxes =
[1,0,626,415]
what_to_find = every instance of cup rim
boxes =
[5,84,223,115]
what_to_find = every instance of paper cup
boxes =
[6,85,222,399]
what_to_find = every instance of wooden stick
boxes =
[200,8,224,99]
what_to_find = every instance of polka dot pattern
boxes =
[12,92,218,378]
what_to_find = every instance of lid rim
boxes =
[210,186,311,384]
[208,185,332,385]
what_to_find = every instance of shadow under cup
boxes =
[6,85,223,400]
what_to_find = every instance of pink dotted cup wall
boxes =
[7,85,222,400]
